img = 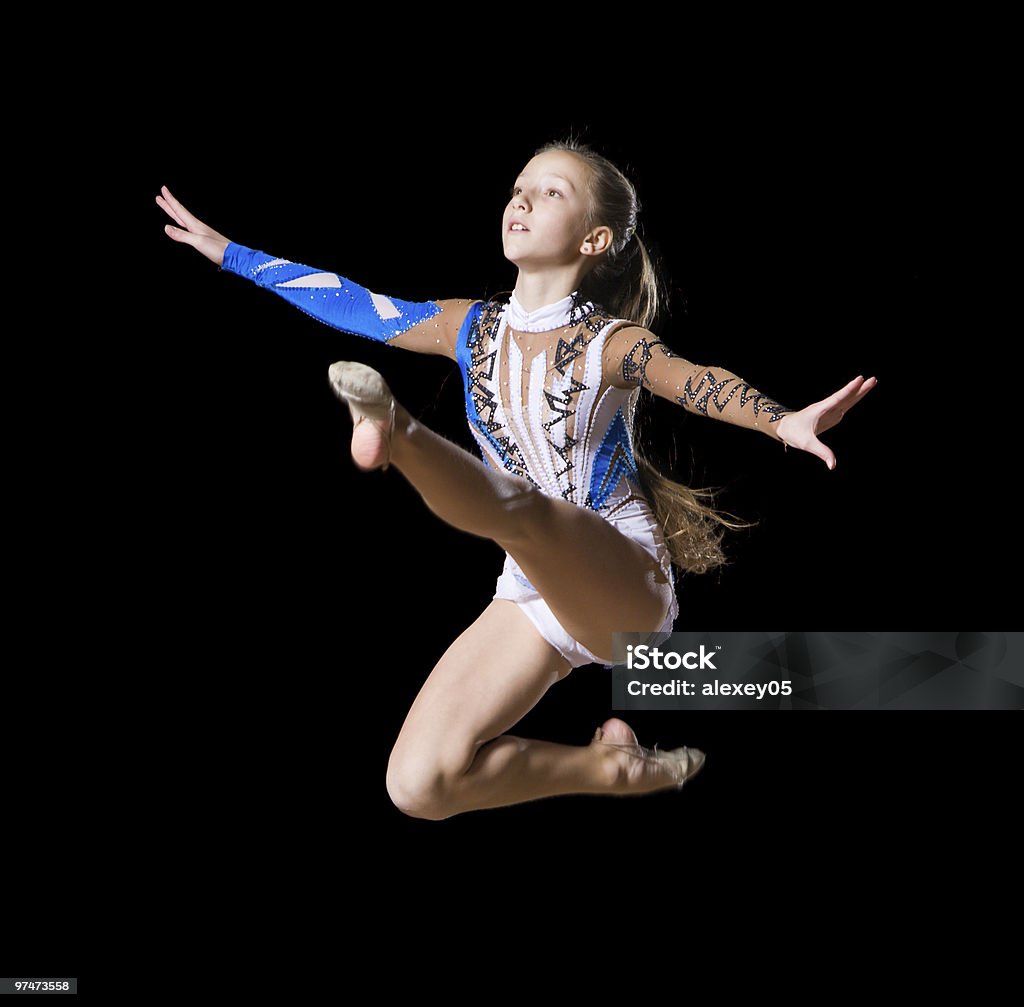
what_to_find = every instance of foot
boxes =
[327,361,398,472]
[590,717,705,795]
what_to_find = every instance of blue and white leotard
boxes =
[221,241,679,668]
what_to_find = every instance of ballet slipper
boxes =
[592,719,706,790]
[600,741,704,790]
[648,744,706,789]
[327,361,397,472]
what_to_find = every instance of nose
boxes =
[511,190,529,212]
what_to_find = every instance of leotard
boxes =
[220,242,793,667]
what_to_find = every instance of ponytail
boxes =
[579,232,660,330]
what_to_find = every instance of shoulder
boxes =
[439,297,502,363]
[434,297,489,341]
[434,297,484,319]
[602,322,674,390]
[602,321,655,362]
[441,295,508,322]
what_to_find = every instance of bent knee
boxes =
[385,747,470,821]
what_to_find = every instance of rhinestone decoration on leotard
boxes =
[566,289,595,328]
[464,299,537,484]
[227,245,445,340]
[586,407,644,510]
[542,379,588,433]
[549,431,579,484]
[541,310,618,504]
[551,329,595,377]
[498,305,615,505]
[679,369,793,425]
[456,296,659,521]
[620,335,793,426]
[621,336,668,390]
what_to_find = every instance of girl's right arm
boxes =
[157,185,476,361]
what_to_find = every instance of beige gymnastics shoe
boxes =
[327,361,398,472]
[592,718,706,792]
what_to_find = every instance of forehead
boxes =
[517,150,588,187]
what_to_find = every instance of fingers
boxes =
[836,376,878,415]
[821,375,878,417]
[805,432,837,471]
[853,376,878,404]
[155,193,187,228]
[159,185,202,232]
[827,375,866,407]
[812,374,878,468]
[163,223,198,247]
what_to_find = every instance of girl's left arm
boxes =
[603,325,877,471]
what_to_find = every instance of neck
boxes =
[511,265,587,314]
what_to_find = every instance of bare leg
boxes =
[386,601,703,820]
[349,396,673,662]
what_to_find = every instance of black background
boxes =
[5,71,1016,969]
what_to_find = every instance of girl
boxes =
[157,139,876,820]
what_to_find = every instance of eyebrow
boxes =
[514,172,577,191]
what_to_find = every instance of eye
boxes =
[547,189,563,198]
[510,186,522,197]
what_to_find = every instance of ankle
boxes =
[393,402,413,434]
[390,404,419,454]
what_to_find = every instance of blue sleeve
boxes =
[220,241,444,343]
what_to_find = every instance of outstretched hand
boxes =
[775,375,878,471]
[155,185,231,267]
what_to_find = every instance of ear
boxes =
[580,224,613,259]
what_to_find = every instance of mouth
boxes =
[508,222,530,233]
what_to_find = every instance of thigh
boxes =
[390,600,571,777]
[499,494,674,655]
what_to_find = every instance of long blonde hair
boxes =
[537,137,755,575]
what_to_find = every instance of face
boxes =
[502,150,605,268]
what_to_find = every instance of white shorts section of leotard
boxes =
[492,502,680,669]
